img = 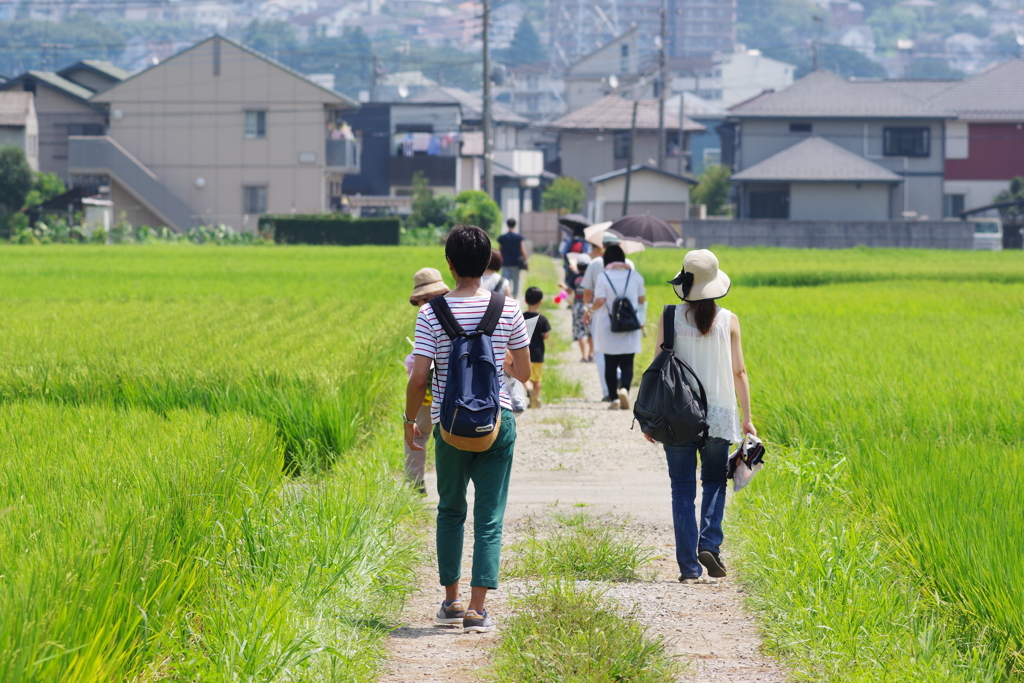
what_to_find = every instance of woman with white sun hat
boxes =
[647,249,756,582]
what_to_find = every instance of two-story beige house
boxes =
[69,36,359,231]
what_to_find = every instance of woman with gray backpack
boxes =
[591,244,645,410]
[636,249,755,582]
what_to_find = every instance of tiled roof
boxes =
[78,60,131,82]
[730,70,950,119]
[918,58,1024,121]
[0,92,34,125]
[731,136,903,182]
[406,86,530,125]
[24,71,95,101]
[549,94,706,131]
[590,163,698,184]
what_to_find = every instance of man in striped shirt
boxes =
[405,225,531,634]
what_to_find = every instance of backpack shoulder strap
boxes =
[429,296,466,339]
[477,291,505,336]
[603,272,620,297]
[662,305,676,350]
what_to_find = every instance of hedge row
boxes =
[259,215,400,246]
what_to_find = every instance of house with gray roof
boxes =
[0,70,113,181]
[549,94,706,211]
[724,69,951,220]
[889,59,1024,217]
[731,137,902,219]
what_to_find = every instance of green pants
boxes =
[434,409,516,589]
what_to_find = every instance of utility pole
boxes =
[677,90,686,175]
[482,0,495,199]
[370,54,379,101]
[812,15,823,71]
[622,100,638,216]
[657,3,667,169]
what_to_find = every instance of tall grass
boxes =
[634,247,1024,681]
[0,245,445,681]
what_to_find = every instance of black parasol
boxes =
[607,214,682,247]
[558,213,590,236]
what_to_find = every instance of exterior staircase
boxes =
[68,136,197,232]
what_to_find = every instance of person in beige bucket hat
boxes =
[647,249,756,583]
[403,267,451,493]
[409,267,450,306]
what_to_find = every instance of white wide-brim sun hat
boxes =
[669,249,731,302]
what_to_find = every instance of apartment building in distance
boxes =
[67,36,359,231]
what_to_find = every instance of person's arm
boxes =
[637,275,645,305]
[520,238,529,267]
[730,313,756,437]
[505,345,532,383]
[404,355,432,450]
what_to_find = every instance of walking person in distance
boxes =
[404,225,532,633]
[496,218,529,298]
[647,249,755,582]
[591,244,645,410]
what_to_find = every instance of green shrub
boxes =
[451,189,502,236]
[542,176,585,214]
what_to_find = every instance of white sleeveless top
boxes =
[672,304,742,443]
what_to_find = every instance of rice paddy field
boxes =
[2,243,1022,682]
[631,246,1024,682]
[0,245,453,682]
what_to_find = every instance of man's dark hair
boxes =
[525,286,543,305]
[488,248,503,271]
[506,218,517,230]
[603,244,626,264]
[445,225,492,278]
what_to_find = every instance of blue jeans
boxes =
[665,438,731,577]
[501,266,522,298]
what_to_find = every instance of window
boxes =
[244,110,266,139]
[884,126,930,157]
[395,124,433,133]
[789,122,812,133]
[943,194,965,218]
[613,131,631,159]
[703,148,721,166]
[620,44,629,73]
[243,185,267,214]
[68,123,104,136]
[526,75,539,90]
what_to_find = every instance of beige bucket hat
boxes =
[410,267,450,305]
[669,249,731,302]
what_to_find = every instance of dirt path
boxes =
[380,284,786,683]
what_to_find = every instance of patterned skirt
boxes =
[571,300,590,341]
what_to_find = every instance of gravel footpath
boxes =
[380,286,786,683]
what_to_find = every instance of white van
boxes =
[971,218,1003,251]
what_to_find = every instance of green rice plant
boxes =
[523,256,584,402]
[507,513,658,581]
[632,247,1024,681]
[488,581,681,683]
[0,245,442,681]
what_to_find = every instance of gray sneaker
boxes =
[434,599,465,625]
[462,609,495,633]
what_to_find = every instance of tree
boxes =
[451,190,502,236]
[541,176,584,214]
[994,176,1024,219]
[406,171,453,229]
[690,164,732,216]
[992,32,1024,58]
[297,27,373,98]
[24,172,67,208]
[904,58,965,80]
[0,147,33,216]
[495,17,546,66]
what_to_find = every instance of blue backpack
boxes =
[429,291,505,452]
